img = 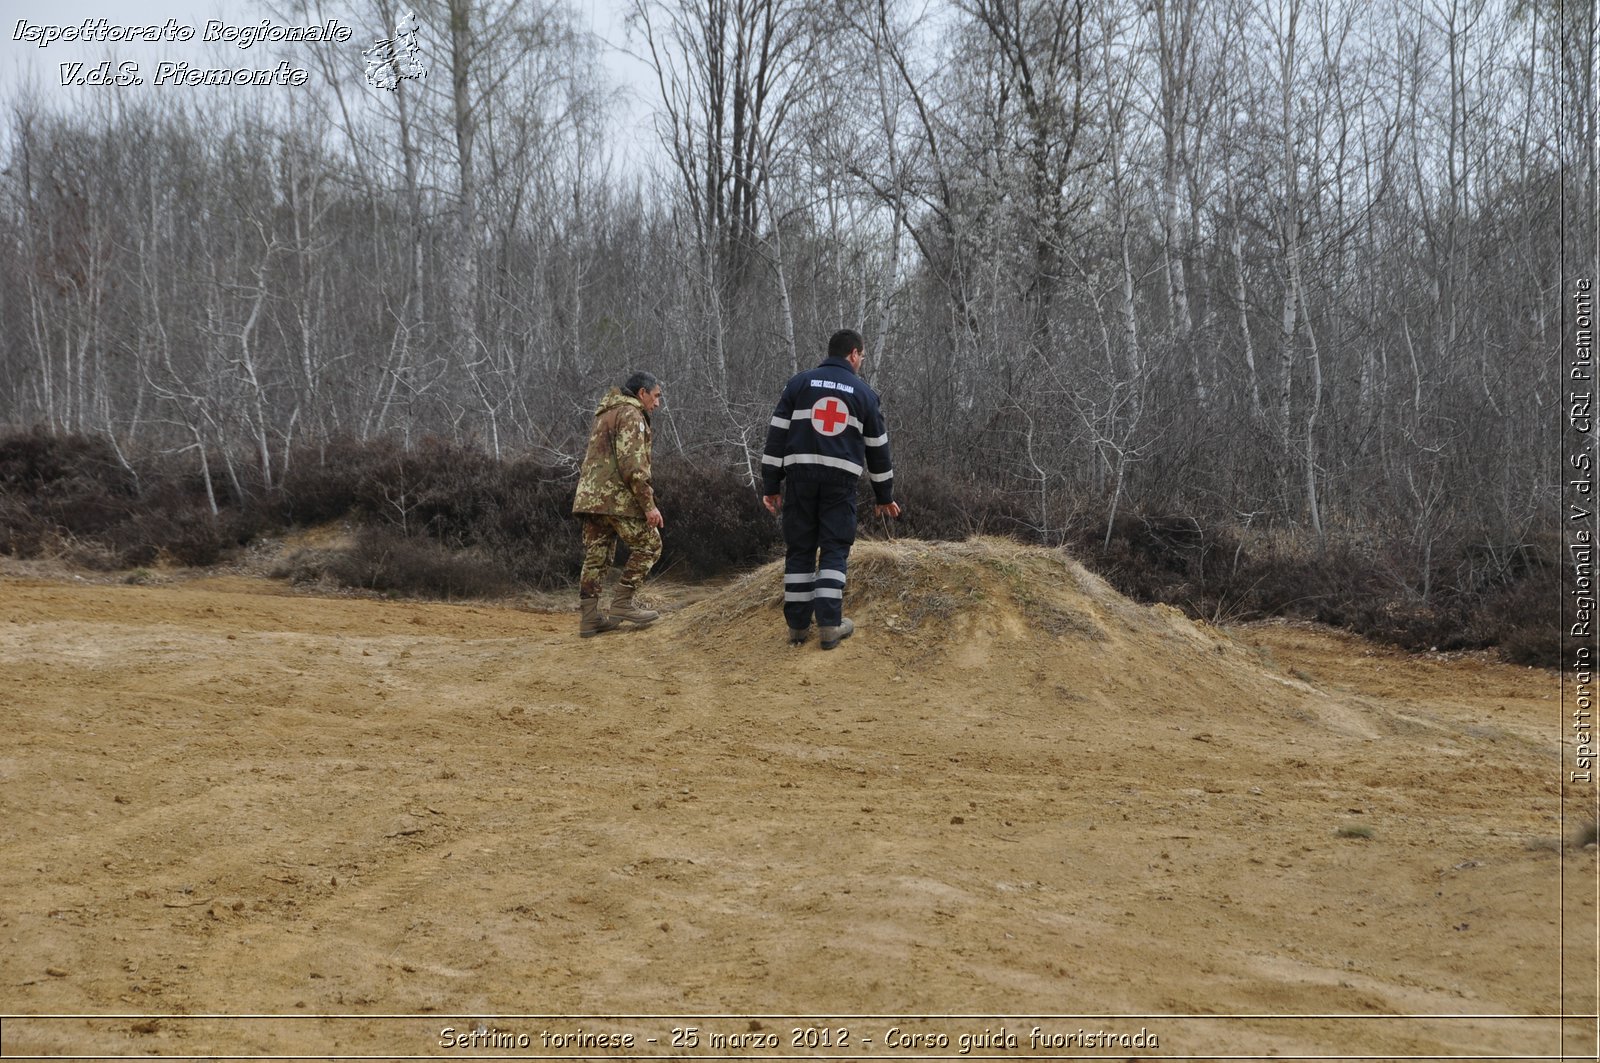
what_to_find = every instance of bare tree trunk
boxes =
[1151,0,1200,398]
[449,0,481,347]
[235,236,278,491]
[1296,267,1323,543]
[1269,0,1303,490]
[1229,204,1263,418]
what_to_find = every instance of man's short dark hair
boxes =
[828,329,864,361]
[623,371,661,397]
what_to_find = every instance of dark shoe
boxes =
[820,617,854,650]
[579,597,620,638]
[787,626,811,646]
[609,587,660,626]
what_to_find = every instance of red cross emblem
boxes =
[812,397,849,436]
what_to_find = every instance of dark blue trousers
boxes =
[781,479,857,629]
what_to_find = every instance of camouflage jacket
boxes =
[572,389,655,517]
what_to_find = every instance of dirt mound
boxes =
[671,536,1279,713]
[679,536,1200,643]
[683,537,1095,627]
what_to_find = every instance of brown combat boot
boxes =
[579,596,621,638]
[820,617,854,650]
[609,586,659,626]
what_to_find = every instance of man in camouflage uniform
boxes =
[572,371,665,637]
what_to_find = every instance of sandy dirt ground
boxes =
[1,538,1595,1061]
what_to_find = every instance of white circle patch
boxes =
[811,397,849,437]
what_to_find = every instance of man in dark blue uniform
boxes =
[761,329,900,649]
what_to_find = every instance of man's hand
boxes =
[875,501,901,519]
[762,494,782,516]
[646,506,664,529]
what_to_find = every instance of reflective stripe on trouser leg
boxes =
[813,482,858,628]
[781,481,822,631]
[813,567,846,627]
[783,568,816,630]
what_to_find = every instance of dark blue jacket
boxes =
[761,356,894,505]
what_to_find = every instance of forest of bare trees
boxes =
[0,0,1589,583]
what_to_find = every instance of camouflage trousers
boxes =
[578,514,662,598]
